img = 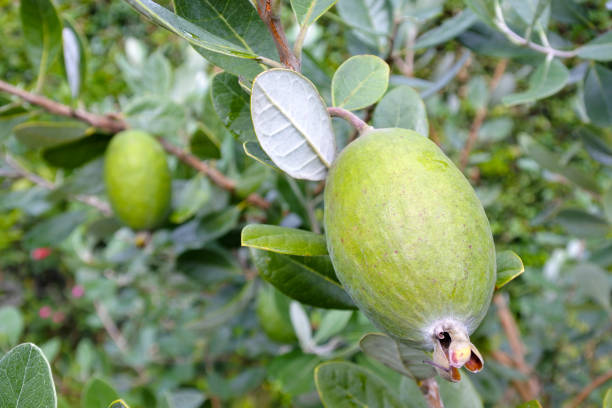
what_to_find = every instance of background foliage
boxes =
[0,0,611,407]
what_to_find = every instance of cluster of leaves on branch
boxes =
[0,0,611,407]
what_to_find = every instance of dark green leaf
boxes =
[108,400,130,408]
[174,0,277,80]
[576,31,612,61]
[177,247,242,285]
[314,361,403,408]
[495,250,524,289]
[577,126,612,166]
[24,211,88,250]
[82,378,119,408]
[250,249,356,310]
[123,0,257,59]
[359,333,435,380]
[459,23,539,58]
[604,186,612,223]
[190,280,257,330]
[584,64,612,127]
[14,121,92,149]
[269,351,321,396]
[190,127,220,160]
[503,59,569,106]
[373,85,429,136]
[463,0,496,27]
[414,9,478,49]
[42,133,111,169]
[331,55,389,110]
[0,343,57,408]
[171,206,241,252]
[555,209,610,238]
[20,0,62,81]
[212,72,255,143]
[242,224,328,256]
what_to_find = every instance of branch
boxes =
[256,0,300,71]
[0,80,126,133]
[459,59,508,170]
[494,293,540,400]
[0,79,271,210]
[3,154,113,216]
[419,378,445,408]
[328,107,372,134]
[568,370,612,408]
[493,1,577,58]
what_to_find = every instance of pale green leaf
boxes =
[291,0,338,26]
[241,224,328,256]
[82,378,119,408]
[577,31,612,61]
[332,55,389,110]
[251,69,335,181]
[0,307,24,347]
[584,64,612,127]
[14,121,92,149]
[414,9,478,49]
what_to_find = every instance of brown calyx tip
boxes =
[429,320,484,382]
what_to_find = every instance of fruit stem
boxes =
[327,107,372,134]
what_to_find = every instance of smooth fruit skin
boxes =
[324,128,495,347]
[104,130,171,230]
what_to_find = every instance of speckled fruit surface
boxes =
[324,128,495,347]
[104,130,171,230]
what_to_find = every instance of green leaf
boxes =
[251,69,335,181]
[170,175,211,224]
[0,343,57,408]
[20,0,62,84]
[291,0,338,26]
[503,59,569,106]
[459,23,539,58]
[519,134,600,193]
[124,96,186,135]
[24,211,88,250]
[61,20,87,98]
[124,0,257,59]
[269,351,321,395]
[0,306,24,347]
[250,249,356,310]
[359,332,436,380]
[331,55,389,110]
[171,206,241,252]
[42,133,111,169]
[212,72,255,143]
[516,400,543,408]
[14,121,92,149]
[82,378,119,408]
[314,361,403,408]
[463,0,496,27]
[190,280,257,330]
[241,224,328,256]
[336,0,391,52]
[555,209,610,238]
[108,400,130,408]
[571,263,612,315]
[373,85,429,136]
[313,310,353,343]
[604,186,612,223]
[603,387,612,408]
[414,9,478,49]
[174,0,277,80]
[495,250,524,289]
[0,107,31,142]
[584,64,612,127]
[438,375,483,408]
[577,126,612,166]
[577,31,612,61]
[243,141,280,171]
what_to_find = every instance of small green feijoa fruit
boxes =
[324,128,494,381]
[104,130,171,230]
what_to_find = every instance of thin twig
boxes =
[493,1,577,58]
[568,370,612,408]
[459,59,508,170]
[3,154,113,216]
[0,79,271,210]
[94,301,129,355]
[328,107,371,134]
[256,0,300,71]
[0,80,126,133]
[494,293,540,400]
[419,377,445,408]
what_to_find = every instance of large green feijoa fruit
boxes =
[104,130,171,230]
[324,128,495,381]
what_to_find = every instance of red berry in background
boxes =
[71,285,85,299]
[31,247,52,260]
[39,306,52,319]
